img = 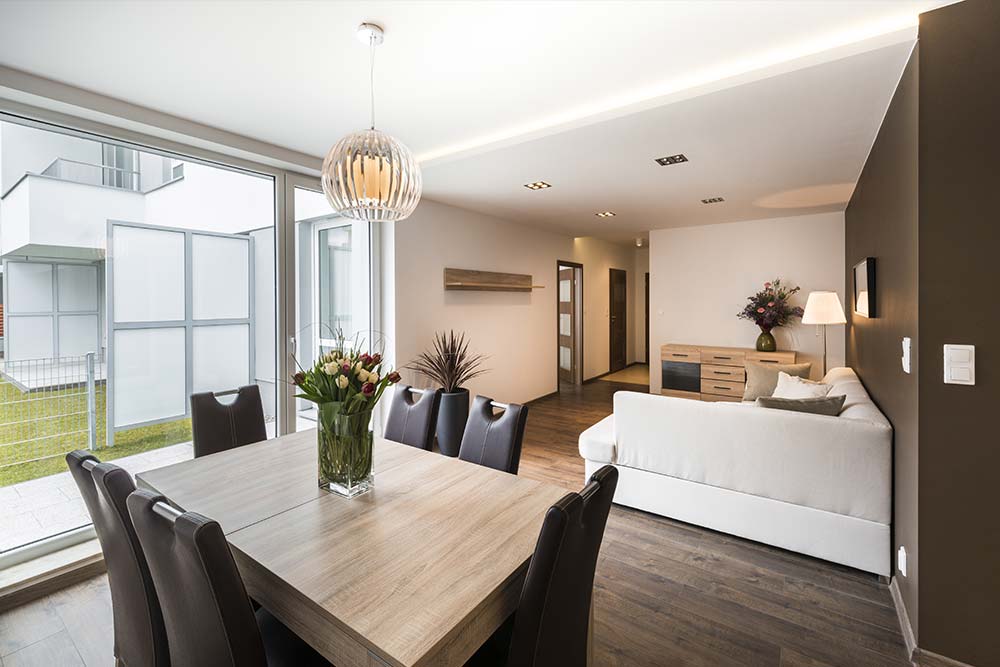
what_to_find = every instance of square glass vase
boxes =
[317,402,374,498]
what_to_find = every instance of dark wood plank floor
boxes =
[0,380,909,666]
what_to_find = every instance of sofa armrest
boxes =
[578,414,615,463]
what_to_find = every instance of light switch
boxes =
[944,344,975,385]
[901,337,911,374]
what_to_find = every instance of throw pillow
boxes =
[756,394,847,416]
[772,371,832,399]
[742,361,812,401]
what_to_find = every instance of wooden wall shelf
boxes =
[443,268,544,292]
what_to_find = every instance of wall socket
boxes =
[897,546,907,577]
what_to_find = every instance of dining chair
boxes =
[190,384,267,457]
[383,385,441,450]
[467,464,619,667]
[66,451,170,667]
[457,396,528,474]
[126,488,330,667]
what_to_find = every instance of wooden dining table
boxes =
[136,429,570,667]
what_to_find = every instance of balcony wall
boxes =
[1,175,144,259]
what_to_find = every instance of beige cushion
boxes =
[772,371,832,399]
[756,394,846,416]
[743,361,812,401]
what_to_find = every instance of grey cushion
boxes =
[756,394,847,416]
[743,362,812,401]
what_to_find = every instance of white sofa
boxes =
[578,367,892,575]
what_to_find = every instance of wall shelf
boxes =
[443,268,544,292]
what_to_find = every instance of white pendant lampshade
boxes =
[802,291,847,325]
[321,23,422,223]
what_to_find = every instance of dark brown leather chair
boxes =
[458,396,528,475]
[126,489,330,666]
[190,384,267,458]
[467,464,619,667]
[66,451,169,667]
[384,385,441,450]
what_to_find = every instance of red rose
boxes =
[362,382,376,397]
[387,371,401,384]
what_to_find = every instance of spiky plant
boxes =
[406,331,488,393]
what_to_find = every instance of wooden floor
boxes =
[0,380,909,666]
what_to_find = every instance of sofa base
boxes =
[585,459,890,576]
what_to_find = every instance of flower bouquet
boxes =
[293,336,401,497]
[737,279,804,351]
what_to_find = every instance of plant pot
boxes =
[317,402,374,498]
[436,388,469,457]
[755,329,777,352]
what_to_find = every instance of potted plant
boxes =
[406,331,488,457]
[292,333,401,498]
[737,279,804,352]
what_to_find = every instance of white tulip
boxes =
[336,375,349,389]
[368,372,379,384]
[356,369,368,383]
[354,361,363,374]
[323,362,338,375]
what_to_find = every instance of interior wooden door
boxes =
[609,268,627,372]
[558,266,576,383]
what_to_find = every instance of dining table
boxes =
[136,429,571,667]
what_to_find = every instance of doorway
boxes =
[645,271,650,363]
[609,268,627,373]
[557,261,583,391]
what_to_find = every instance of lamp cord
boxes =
[369,34,376,130]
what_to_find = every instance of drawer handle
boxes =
[713,371,732,375]
[715,356,732,360]
[713,386,731,391]
[759,359,778,364]
[673,353,688,357]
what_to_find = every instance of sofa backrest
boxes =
[822,367,891,427]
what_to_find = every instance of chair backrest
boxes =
[383,385,442,450]
[66,451,169,667]
[126,489,267,667]
[458,396,528,474]
[190,384,267,458]
[507,465,619,667]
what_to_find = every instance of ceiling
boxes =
[0,1,953,242]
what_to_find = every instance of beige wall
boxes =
[391,199,648,403]
[649,212,845,393]
[634,247,650,363]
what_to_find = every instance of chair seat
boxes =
[257,607,331,667]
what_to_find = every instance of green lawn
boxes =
[0,379,192,487]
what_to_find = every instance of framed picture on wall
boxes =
[853,257,876,318]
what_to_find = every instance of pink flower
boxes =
[371,353,382,365]
[764,282,772,288]
[767,301,775,307]
[360,353,372,366]
[341,362,351,374]
[757,307,766,313]
[361,382,376,397]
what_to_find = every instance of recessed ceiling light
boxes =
[523,181,552,190]
[701,197,725,204]
[595,211,616,218]
[655,154,688,166]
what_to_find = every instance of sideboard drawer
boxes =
[746,350,797,365]
[701,364,746,382]
[662,348,701,363]
[701,350,746,367]
[701,378,745,398]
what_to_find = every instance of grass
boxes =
[0,378,192,487]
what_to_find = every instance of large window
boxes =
[0,117,276,556]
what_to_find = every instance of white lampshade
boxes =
[802,291,847,325]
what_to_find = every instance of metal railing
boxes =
[41,158,141,192]
[0,352,100,471]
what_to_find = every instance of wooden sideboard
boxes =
[661,343,796,402]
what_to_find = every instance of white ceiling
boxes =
[0,1,952,241]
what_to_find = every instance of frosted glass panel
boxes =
[192,324,250,394]
[7,316,54,360]
[113,226,185,323]
[559,346,571,371]
[114,328,186,427]
[559,314,571,336]
[559,279,571,302]
[192,235,249,320]
[8,263,53,313]
[57,265,98,312]
[58,315,99,357]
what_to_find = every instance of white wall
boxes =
[0,122,100,196]
[570,237,641,379]
[649,211,845,393]
[393,199,573,404]
[634,246,650,363]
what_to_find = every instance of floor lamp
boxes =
[802,291,846,375]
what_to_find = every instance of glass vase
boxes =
[317,402,374,498]
[755,328,777,352]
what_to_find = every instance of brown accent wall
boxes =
[845,45,920,639]
[918,2,1000,665]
